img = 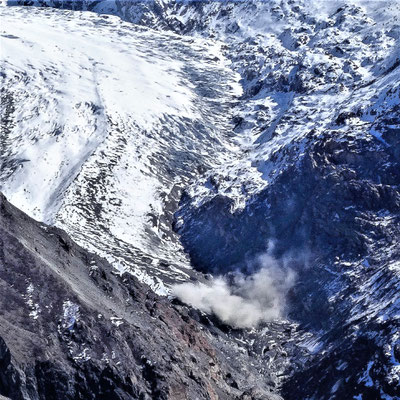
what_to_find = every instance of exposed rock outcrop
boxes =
[0,193,281,400]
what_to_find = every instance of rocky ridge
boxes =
[0,192,287,400]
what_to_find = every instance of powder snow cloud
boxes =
[172,251,297,329]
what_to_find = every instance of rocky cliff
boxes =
[0,192,284,399]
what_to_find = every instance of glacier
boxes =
[1,1,400,399]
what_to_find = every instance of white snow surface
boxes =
[168,0,400,212]
[0,6,241,293]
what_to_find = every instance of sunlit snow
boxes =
[0,6,242,292]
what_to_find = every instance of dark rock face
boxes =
[176,116,400,399]
[0,337,21,400]
[177,131,400,273]
[0,193,281,400]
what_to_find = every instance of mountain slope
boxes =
[1,5,242,294]
[1,1,400,399]
[0,191,285,400]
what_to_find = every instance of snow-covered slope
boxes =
[170,1,400,211]
[1,5,242,293]
[1,1,400,399]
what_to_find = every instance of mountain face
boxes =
[1,4,243,294]
[0,192,286,400]
[1,1,400,399]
